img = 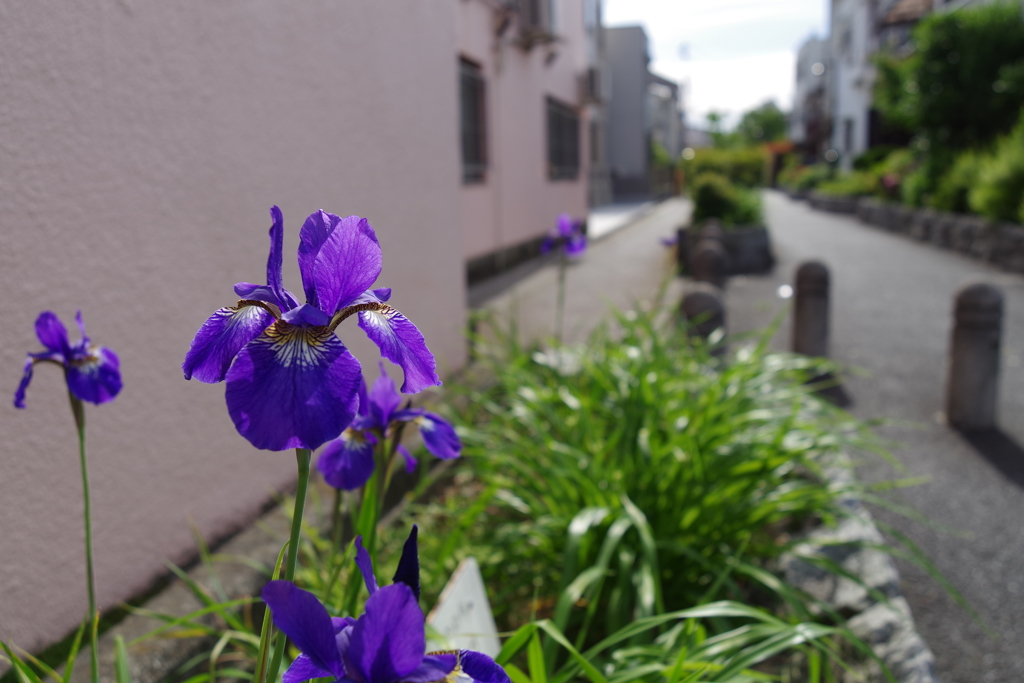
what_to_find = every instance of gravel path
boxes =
[726,191,1024,683]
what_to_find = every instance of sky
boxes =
[604,0,828,130]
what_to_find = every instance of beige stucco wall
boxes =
[459,0,590,260]
[0,1,464,649]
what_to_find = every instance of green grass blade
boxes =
[114,636,132,683]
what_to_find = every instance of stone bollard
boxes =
[793,261,830,358]
[699,219,725,244]
[691,238,727,288]
[792,261,850,406]
[680,282,726,343]
[946,284,1003,431]
[676,226,689,275]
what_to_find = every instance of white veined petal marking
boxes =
[424,651,472,683]
[363,307,398,330]
[68,344,103,372]
[261,322,334,368]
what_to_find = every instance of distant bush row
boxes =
[780,109,1024,224]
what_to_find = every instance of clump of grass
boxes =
[415,301,898,668]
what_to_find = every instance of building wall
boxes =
[790,37,830,144]
[606,26,650,189]
[830,0,875,168]
[648,75,683,159]
[458,0,590,261]
[0,0,464,650]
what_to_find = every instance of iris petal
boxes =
[313,216,383,314]
[348,584,429,683]
[317,430,376,491]
[282,303,332,327]
[224,322,361,451]
[368,362,402,429]
[74,311,89,342]
[35,311,70,355]
[398,444,418,474]
[298,210,344,308]
[13,357,34,409]
[459,651,511,683]
[357,308,440,394]
[232,282,299,311]
[418,413,461,461]
[266,206,296,312]
[355,536,379,596]
[557,213,574,238]
[392,526,420,599]
[283,654,334,683]
[182,304,275,383]
[66,347,122,405]
[402,655,457,683]
[261,581,345,679]
[565,233,587,258]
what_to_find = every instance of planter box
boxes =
[677,223,775,276]
[721,225,776,274]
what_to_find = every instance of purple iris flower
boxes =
[317,363,461,491]
[540,213,586,258]
[182,207,441,451]
[261,527,510,683]
[14,311,122,409]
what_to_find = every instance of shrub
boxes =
[682,147,767,187]
[792,164,834,190]
[874,1,1024,152]
[969,122,1024,222]
[853,145,899,171]
[690,172,763,225]
[433,305,892,646]
[815,170,880,197]
[931,148,986,213]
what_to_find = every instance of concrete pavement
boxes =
[473,198,688,343]
[727,191,1024,683]
[473,191,1024,681]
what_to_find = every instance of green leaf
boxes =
[114,636,132,683]
[527,633,547,683]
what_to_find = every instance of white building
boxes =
[790,37,831,162]
[828,0,930,168]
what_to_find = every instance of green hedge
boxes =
[682,147,768,187]
[969,118,1024,222]
[690,172,763,226]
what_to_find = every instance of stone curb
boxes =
[68,504,293,683]
[781,457,939,683]
[804,194,1024,275]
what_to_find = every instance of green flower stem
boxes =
[265,448,312,683]
[555,251,568,345]
[331,487,344,553]
[68,393,99,683]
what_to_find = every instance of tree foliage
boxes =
[705,102,787,149]
[874,2,1024,151]
[736,101,787,145]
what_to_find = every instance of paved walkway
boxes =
[587,201,657,240]
[726,191,1024,683]
[475,198,688,343]
[475,192,1024,681]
